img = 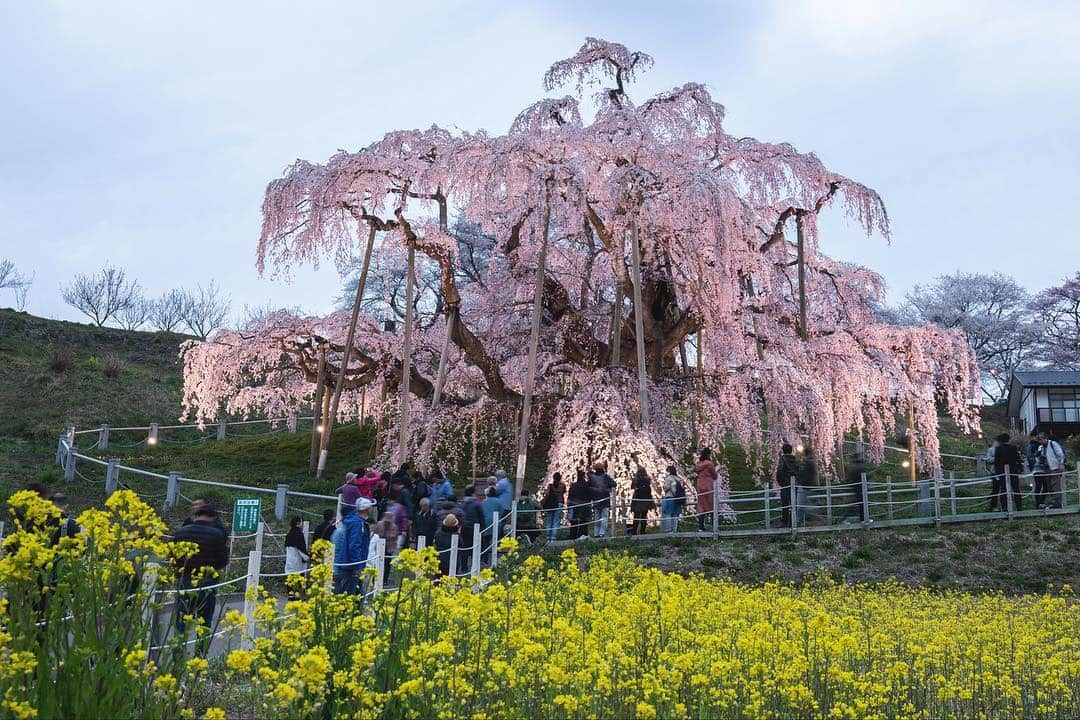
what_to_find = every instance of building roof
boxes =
[1011,371,1080,387]
[1007,370,1080,418]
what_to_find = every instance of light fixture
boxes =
[147,423,159,446]
[795,444,805,454]
[901,460,911,469]
[317,424,325,433]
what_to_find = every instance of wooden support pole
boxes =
[795,211,809,341]
[420,309,457,471]
[514,182,551,502]
[908,403,917,485]
[309,343,327,472]
[318,225,377,478]
[630,224,649,429]
[398,245,417,466]
[610,276,622,367]
[471,407,478,485]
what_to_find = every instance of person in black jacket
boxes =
[413,497,437,548]
[433,514,460,577]
[172,505,229,642]
[629,462,654,535]
[311,508,336,544]
[567,468,594,539]
[775,444,800,527]
[989,433,1022,512]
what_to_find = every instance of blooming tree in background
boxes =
[182,38,980,491]
[901,272,1041,403]
[1030,272,1080,370]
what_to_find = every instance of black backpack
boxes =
[673,479,686,506]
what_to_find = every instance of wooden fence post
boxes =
[449,534,460,578]
[886,476,894,521]
[287,414,297,433]
[105,459,119,496]
[374,537,386,596]
[242,550,261,650]
[416,535,426,551]
[140,562,160,657]
[790,476,798,536]
[302,520,310,550]
[166,472,179,509]
[98,424,109,451]
[933,475,942,527]
[491,512,500,567]
[860,472,870,524]
[949,471,957,517]
[1005,466,1014,519]
[471,524,482,578]
[712,480,720,535]
[255,521,264,555]
[275,485,288,521]
[825,476,833,525]
[763,484,771,530]
[64,442,76,482]
[608,490,616,539]
[217,420,226,441]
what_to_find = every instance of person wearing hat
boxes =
[433,514,460,577]
[336,473,363,509]
[332,497,373,595]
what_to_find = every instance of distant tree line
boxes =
[892,271,1080,403]
[59,263,230,340]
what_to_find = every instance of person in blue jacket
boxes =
[333,497,374,595]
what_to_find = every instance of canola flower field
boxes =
[2,490,1080,719]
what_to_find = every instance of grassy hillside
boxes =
[538,515,1080,595]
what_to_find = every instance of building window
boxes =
[1038,387,1080,423]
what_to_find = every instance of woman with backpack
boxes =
[660,465,685,532]
[541,472,567,541]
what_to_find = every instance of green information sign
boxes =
[233,498,261,533]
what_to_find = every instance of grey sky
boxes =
[2,0,1078,323]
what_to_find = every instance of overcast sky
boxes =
[2,0,1078,323]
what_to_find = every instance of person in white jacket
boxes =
[284,515,310,575]
[1038,432,1067,509]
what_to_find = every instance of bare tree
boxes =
[0,259,32,310]
[60,265,140,327]
[182,281,231,340]
[151,289,187,332]
[239,301,303,331]
[116,293,154,330]
[902,272,1041,402]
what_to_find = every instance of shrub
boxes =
[102,352,127,378]
[47,345,73,373]
[0,491,207,719]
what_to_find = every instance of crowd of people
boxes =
[986,431,1068,511]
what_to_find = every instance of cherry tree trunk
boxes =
[317,224,377,477]
[514,184,552,501]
